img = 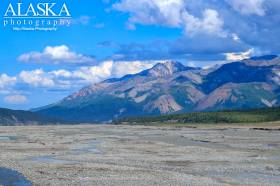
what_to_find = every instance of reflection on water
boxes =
[30,139,103,164]
[0,167,32,186]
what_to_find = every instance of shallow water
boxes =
[71,139,102,155]
[0,167,32,186]
[30,155,77,164]
[30,139,103,165]
[0,136,10,141]
[0,136,17,141]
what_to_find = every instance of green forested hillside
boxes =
[0,108,61,126]
[114,107,280,125]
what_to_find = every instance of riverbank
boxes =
[0,124,279,185]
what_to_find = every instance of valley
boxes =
[0,124,279,185]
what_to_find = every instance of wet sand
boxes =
[0,124,280,185]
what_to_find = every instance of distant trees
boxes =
[113,107,280,125]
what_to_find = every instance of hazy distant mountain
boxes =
[0,108,59,126]
[35,56,280,123]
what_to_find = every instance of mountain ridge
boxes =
[35,56,280,123]
[0,108,60,126]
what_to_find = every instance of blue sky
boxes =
[0,0,279,110]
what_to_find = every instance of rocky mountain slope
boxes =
[35,56,280,122]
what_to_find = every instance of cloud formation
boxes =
[183,9,225,36]
[0,60,156,95]
[113,0,225,36]
[0,74,17,89]
[225,0,265,16]
[224,49,254,61]
[110,35,249,62]
[110,0,280,60]
[0,74,17,94]
[18,45,96,66]
[19,69,55,88]
[113,0,184,27]
[4,95,28,105]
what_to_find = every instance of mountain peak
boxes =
[159,60,185,68]
[162,60,184,66]
[103,61,191,83]
[147,61,194,77]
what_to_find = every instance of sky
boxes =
[0,0,279,110]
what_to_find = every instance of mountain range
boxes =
[0,108,59,126]
[34,55,280,123]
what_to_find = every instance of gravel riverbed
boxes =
[0,124,279,185]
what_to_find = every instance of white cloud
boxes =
[183,9,225,36]
[0,60,156,93]
[0,74,17,88]
[112,61,155,77]
[19,69,55,88]
[4,95,28,105]
[225,48,254,61]
[50,69,72,78]
[71,60,156,83]
[112,0,225,36]
[18,45,96,66]
[72,61,114,83]
[0,74,17,95]
[113,0,185,27]
[226,0,265,16]
[232,33,241,42]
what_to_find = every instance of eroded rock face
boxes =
[197,82,276,111]
[145,95,183,114]
[186,86,205,103]
[196,83,237,111]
